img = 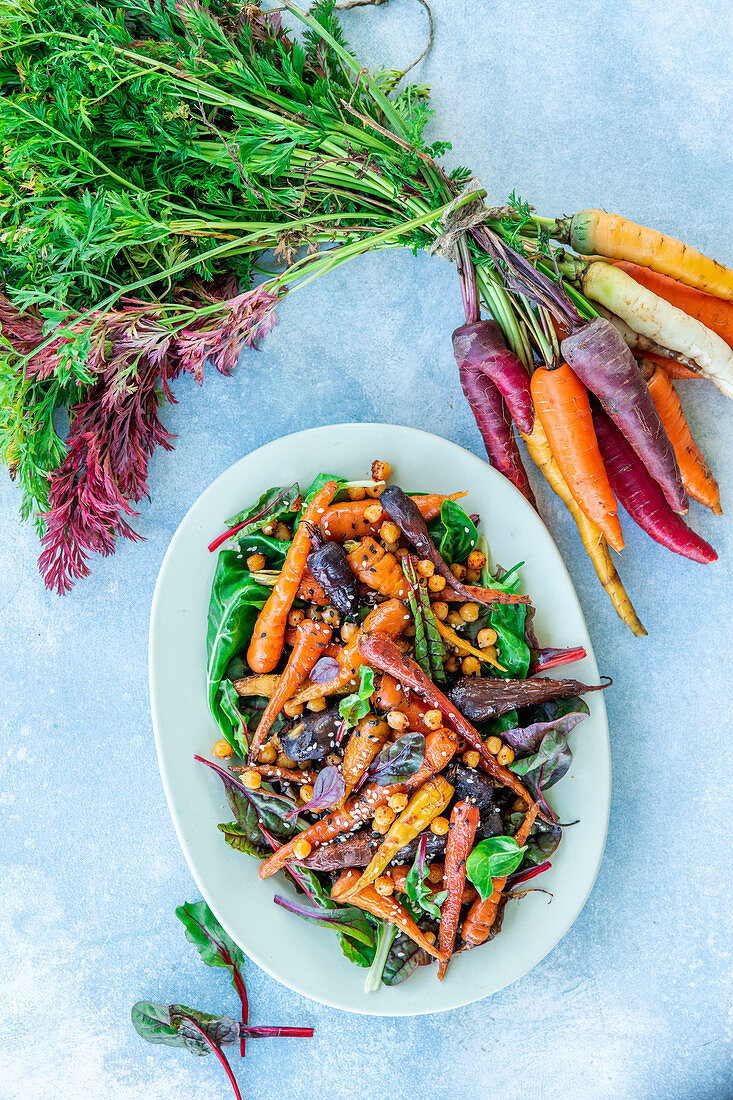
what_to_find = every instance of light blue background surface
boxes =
[2,2,731,1097]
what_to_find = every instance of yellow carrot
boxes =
[433,616,506,672]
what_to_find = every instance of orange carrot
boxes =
[340,713,390,805]
[247,481,337,673]
[346,537,409,599]
[297,568,328,604]
[332,871,445,961]
[615,262,733,349]
[641,352,702,380]
[645,366,721,515]
[319,493,466,542]
[289,598,410,705]
[438,801,480,979]
[233,763,319,785]
[248,619,332,758]
[531,365,624,551]
[375,674,432,732]
[462,802,539,947]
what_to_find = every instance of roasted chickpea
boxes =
[307,697,327,712]
[462,750,480,768]
[427,863,444,884]
[372,805,396,833]
[374,875,395,896]
[261,521,276,537]
[213,739,234,759]
[288,608,305,627]
[321,606,340,628]
[477,627,498,648]
[465,569,481,584]
[366,483,385,498]
[380,520,401,544]
[461,656,481,676]
[445,655,460,674]
[240,769,261,790]
[424,709,443,731]
[371,459,392,482]
[428,574,446,593]
[283,701,304,718]
[363,503,384,523]
[292,837,312,860]
[450,563,467,582]
[347,486,367,501]
[246,553,266,571]
[417,559,435,578]
[258,743,277,765]
[447,611,464,630]
[382,541,399,554]
[459,602,479,623]
[429,816,450,836]
[486,735,502,756]
[424,930,437,945]
[326,751,342,766]
[300,784,314,804]
[467,549,487,571]
[276,752,296,769]
[431,600,449,620]
[341,621,359,643]
[387,792,409,813]
[496,745,515,767]
[275,522,292,540]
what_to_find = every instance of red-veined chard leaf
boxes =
[338,665,375,728]
[382,934,432,986]
[465,835,527,900]
[507,813,563,865]
[286,765,344,817]
[225,483,299,533]
[131,1002,239,1056]
[404,833,447,920]
[195,756,297,853]
[508,713,587,792]
[503,709,588,757]
[310,656,341,683]
[365,732,425,786]
[272,896,375,947]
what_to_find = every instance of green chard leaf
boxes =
[338,665,375,728]
[131,1002,240,1057]
[226,482,300,533]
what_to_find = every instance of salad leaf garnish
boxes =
[226,483,300,533]
[195,756,297,854]
[429,499,478,563]
[465,835,527,900]
[132,1002,241,1056]
[338,665,375,728]
[310,655,341,683]
[509,713,587,791]
[404,834,447,920]
[363,732,425,787]
[478,537,531,677]
[287,765,345,817]
[382,934,432,986]
[272,896,375,947]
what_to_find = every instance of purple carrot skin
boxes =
[457,363,537,506]
[560,317,687,514]
[592,405,717,564]
[452,320,534,433]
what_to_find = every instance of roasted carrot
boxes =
[462,801,539,947]
[614,262,733,350]
[438,801,480,979]
[247,481,337,673]
[289,597,410,705]
[646,365,721,514]
[338,775,454,899]
[440,584,530,606]
[340,712,390,806]
[433,616,506,672]
[232,763,319,786]
[258,727,456,879]
[375,673,432,732]
[346,537,410,599]
[249,619,332,759]
[320,493,467,543]
[521,419,646,635]
[297,568,328,604]
[530,364,624,551]
[567,209,733,298]
[358,631,540,809]
[581,262,733,400]
[332,871,445,961]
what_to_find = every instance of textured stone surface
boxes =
[2,2,731,1097]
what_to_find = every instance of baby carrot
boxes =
[567,209,733,299]
[530,364,624,551]
[247,481,337,673]
[438,801,480,979]
[340,713,390,806]
[332,871,445,961]
[248,619,332,760]
[320,493,467,542]
[614,262,733,349]
[462,802,539,947]
[346,537,410,599]
[646,366,721,514]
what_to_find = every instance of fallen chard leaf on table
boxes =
[132,900,312,1097]
[0,0,728,624]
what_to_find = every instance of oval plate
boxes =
[149,423,610,1015]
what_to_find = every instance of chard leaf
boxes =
[132,1002,239,1057]
[509,715,585,791]
[341,936,376,968]
[237,532,290,566]
[507,813,563,865]
[272,896,375,947]
[288,764,344,816]
[465,835,527,900]
[196,756,297,853]
[404,833,446,920]
[338,665,375,728]
[366,732,425,786]
[217,681,248,755]
[382,933,432,986]
[503,711,588,757]
[310,656,341,683]
[206,553,269,743]
[175,901,247,1001]
[217,821,268,858]
[226,482,299,532]
[478,543,530,678]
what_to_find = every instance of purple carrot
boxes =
[592,405,717,564]
[457,361,537,506]
[561,317,687,514]
[452,320,534,433]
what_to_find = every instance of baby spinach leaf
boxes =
[366,732,425,786]
[465,835,527,900]
[338,665,375,728]
[479,558,530,678]
[226,483,299,531]
[436,499,478,563]
[207,552,270,742]
[404,834,447,920]
[382,934,432,986]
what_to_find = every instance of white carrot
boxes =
[582,262,733,398]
